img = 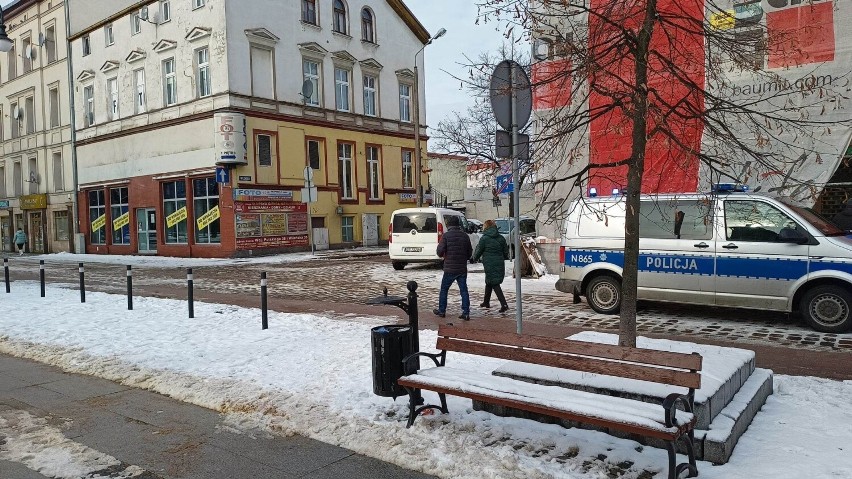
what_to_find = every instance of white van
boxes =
[558,185,852,333]
[389,207,480,270]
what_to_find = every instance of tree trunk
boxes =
[619,0,658,348]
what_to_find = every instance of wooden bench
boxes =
[397,325,702,479]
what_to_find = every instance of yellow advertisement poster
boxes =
[112,212,130,231]
[261,213,287,236]
[91,215,106,232]
[196,205,221,231]
[166,206,188,228]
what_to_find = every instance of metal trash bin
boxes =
[371,324,413,398]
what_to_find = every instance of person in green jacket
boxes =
[13,228,26,255]
[472,219,510,312]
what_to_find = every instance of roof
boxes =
[386,0,430,44]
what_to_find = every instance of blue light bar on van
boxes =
[589,187,598,197]
[712,183,749,193]
[612,188,620,195]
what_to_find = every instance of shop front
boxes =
[234,188,309,255]
[20,194,48,254]
[0,200,10,252]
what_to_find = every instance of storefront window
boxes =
[193,177,220,244]
[341,216,354,242]
[110,187,130,244]
[88,190,106,244]
[53,210,69,241]
[163,181,187,244]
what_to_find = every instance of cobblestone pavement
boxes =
[6,253,852,353]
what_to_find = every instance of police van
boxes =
[557,185,852,333]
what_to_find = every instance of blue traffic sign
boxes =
[215,167,231,184]
[496,174,513,194]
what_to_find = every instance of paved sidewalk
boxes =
[0,354,435,479]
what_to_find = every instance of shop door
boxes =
[0,217,9,252]
[29,212,44,253]
[137,208,157,254]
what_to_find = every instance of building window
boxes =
[308,139,321,170]
[163,58,177,106]
[10,102,19,138]
[89,190,106,245]
[335,68,350,112]
[193,178,220,244]
[45,26,56,63]
[250,45,274,99]
[302,0,317,25]
[193,0,205,9]
[52,152,64,191]
[341,216,354,242]
[0,166,5,197]
[363,75,377,116]
[104,24,114,46]
[7,41,15,80]
[27,157,37,194]
[49,87,60,128]
[402,150,413,188]
[81,35,91,56]
[333,0,347,34]
[83,86,94,127]
[256,133,273,167]
[12,161,21,196]
[107,77,119,120]
[21,37,31,73]
[160,0,171,22]
[134,69,146,113]
[24,97,35,134]
[399,83,411,122]
[302,59,320,106]
[163,180,187,244]
[131,12,142,35]
[110,187,130,245]
[54,211,69,241]
[338,142,353,199]
[196,47,211,97]
[367,146,380,200]
[361,8,375,42]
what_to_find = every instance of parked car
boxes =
[495,216,537,257]
[558,184,852,333]
[468,219,484,233]
[388,207,481,270]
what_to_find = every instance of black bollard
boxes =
[407,281,419,356]
[261,272,268,330]
[126,265,133,310]
[187,267,194,318]
[39,260,45,297]
[3,258,9,293]
[79,263,85,303]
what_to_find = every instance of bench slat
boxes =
[439,325,702,371]
[437,337,702,389]
[397,376,691,440]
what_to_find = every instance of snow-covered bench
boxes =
[397,325,702,479]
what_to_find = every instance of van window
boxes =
[495,219,511,234]
[393,212,437,233]
[639,200,713,240]
[724,200,800,242]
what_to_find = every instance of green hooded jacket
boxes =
[473,225,509,285]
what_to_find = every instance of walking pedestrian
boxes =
[473,219,510,313]
[433,215,473,320]
[13,228,26,255]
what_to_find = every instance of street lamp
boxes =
[0,8,13,53]
[413,27,446,207]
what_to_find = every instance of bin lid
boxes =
[372,325,411,334]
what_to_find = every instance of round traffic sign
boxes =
[489,60,533,131]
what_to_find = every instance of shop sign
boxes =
[196,205,221,231]
[0,200,9,208]
[237,235,309,249]
[239,176,252,181]
[235,202,308,249]
[20,194,48,210]
[233,189,294,202]
[166,206,188,228]
[399,193,417,203]
[214,112,248,166]
[235,202,304,213]
[112,212,130,231]
[91,214,106,232]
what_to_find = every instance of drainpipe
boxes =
[63,0,81,251]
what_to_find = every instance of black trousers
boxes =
[483,284,507,306]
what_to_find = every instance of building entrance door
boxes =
[137,208,157,254]
[29,212,44,253]
[0,216,9,252]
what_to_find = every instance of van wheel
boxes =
[392,261,406,271]
[586,275,621,315]
[800,285,852,333]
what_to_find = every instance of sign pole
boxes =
[510,62,523,334]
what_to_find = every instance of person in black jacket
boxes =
[433,215,473,320]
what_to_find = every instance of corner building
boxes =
[69,0,430,257]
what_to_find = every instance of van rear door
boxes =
[390,211,439,257]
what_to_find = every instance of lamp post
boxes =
[413,28,446,207]
[0,7,13,53]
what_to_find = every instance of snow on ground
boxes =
[1,282,851,478]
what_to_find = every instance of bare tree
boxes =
[477,0,852,346]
